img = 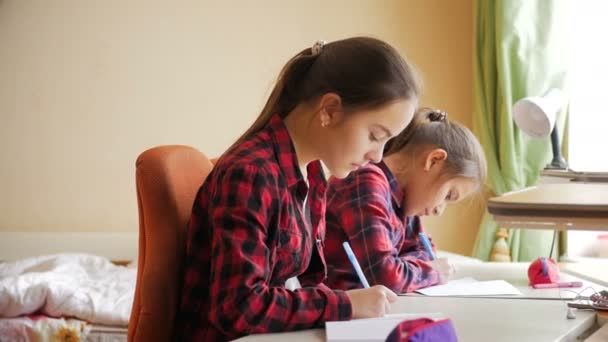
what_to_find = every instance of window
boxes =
[564,0,608,260]
[568,1,608,172]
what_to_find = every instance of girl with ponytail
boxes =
[323,107,487,294]
[177,37,421,341]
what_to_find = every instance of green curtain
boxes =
[472,0,568,261]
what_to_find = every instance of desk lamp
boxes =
[513,89,568,286]
[513,88,568,169]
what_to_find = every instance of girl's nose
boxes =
[368,147,383,164]
[433,204,446,216]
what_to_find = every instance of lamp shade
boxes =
[513,88,564,138]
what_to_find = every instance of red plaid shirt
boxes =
[324,161,439,293]
[177,115,351,341]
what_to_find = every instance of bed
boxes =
[0,253,132,341]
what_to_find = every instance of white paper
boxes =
[438,277,477,285]
[415,279,522,297]
[326,313,445,342]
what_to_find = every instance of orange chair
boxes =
[128,145,214,342]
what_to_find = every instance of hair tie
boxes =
[311,40,327,55]
[428,110,448,122]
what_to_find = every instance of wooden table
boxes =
[488,183,608,231]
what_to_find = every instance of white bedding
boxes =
[0,253,135,326]
[0,316,129,342]
[0,315,91,342]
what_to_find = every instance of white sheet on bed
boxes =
[0,253,135,326]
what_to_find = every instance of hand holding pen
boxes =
[418,232,436,260]
[419,232,454,284]
[429,258,455,284]
[342,241,398,318]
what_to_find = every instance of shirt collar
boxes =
[266,114,327,190]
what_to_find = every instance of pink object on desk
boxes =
[532,281,583,289]
[528,257,560,285]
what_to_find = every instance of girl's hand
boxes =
[345,285,398,318]
[429,257,455,284]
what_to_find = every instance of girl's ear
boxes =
[424,148,448,171]
[318,93,344,127]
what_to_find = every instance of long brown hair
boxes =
[225,37,422,154]
[384,107,487,190]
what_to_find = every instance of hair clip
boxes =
[428,110,448,122]
[312,40,327,55]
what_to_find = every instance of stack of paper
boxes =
[326,313,445,342]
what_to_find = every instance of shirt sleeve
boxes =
[205,164,352,336]
[332,168,440,293]
[400,216,438,262]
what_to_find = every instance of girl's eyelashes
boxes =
[370,130,389,142]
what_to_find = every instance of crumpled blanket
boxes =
[0,253,135,326]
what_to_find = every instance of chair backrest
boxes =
[128,145,214,342]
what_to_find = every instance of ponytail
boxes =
[225,47,319,154]
[223,37,422,156]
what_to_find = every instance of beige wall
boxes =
[0,0,480,256]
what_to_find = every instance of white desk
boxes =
[235,262,606,341]
[235,296,597,342]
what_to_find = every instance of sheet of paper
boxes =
[421,264,593,300]
[415,279,523,296]
[326,313,445,342]
[439,277,477,285]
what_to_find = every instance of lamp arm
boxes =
[548,126,568,169]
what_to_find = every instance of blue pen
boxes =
[418,232,436,260]
[342,241,370,288]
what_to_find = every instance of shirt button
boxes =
[315,236,323,247]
